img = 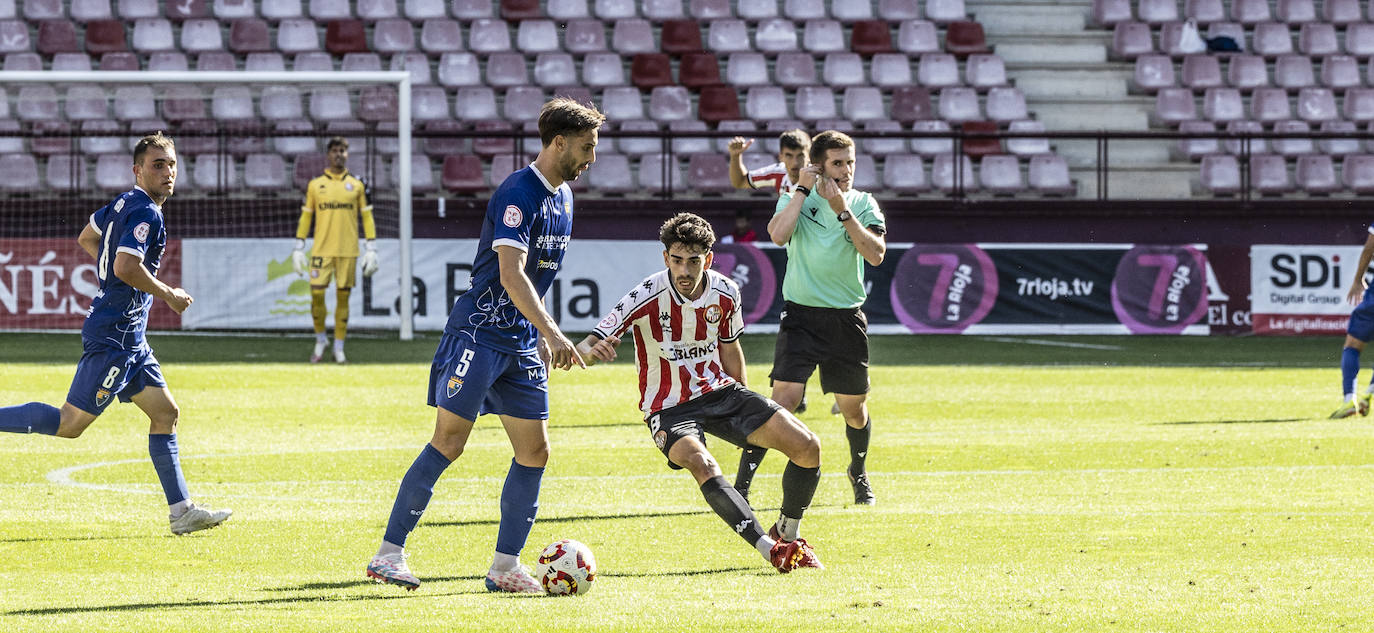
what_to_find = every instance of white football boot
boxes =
[170,503,233,535]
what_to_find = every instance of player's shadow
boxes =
[271,574,484,592]
[600,566,756,578]
[5,589,481,616]
[425,508,710,528]
[1154,418,1306,425]
[0,534,160,544]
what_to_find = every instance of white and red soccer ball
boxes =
[534,539,597,596]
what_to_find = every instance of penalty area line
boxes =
[979,337,1125,351]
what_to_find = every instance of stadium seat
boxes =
[130,19,175,51]
[689,0,730,19]
[277,18,321,52]
[1227,55,1268,91]
[1251,153,1293,194]
[1272,119,1315,156]
[37,19,79,54]
[960,120,1002,157]
[638,153,685,194]
[1110,22,1153,59]
[261,0,303,20]
[891,86,935,123]
[403,0,445,19]
[586,152,635,193]
[148,51,189,70]
[882,153,928,192]
[707,19,750,53]
[755,19,799,52]
[1224,119,1267,154]
[503,86,545,122]
[437,52,481,87]
[179,19,224,53]
[191,154,239,191]
[1176,120,1219,159]
[578,52,623,87]
[45,154,89,192]
[78,119,122,154]
[294,51,333,71]
[0,154,40,191]
[802,19,845,53]
[214,0,255,19]
[862,119,905,156]
[966,54,1007,90]
[565,19,607,53]
[665,119,709,154]
[631,53,674,88]
[1231,0,1271,23]
[406,85,446,122]
[612,19,655,54]
[870,53,913,87]
[1343,154,1374,192]
[1138,0,1179,23]
[15,86,57,121]
[1252,23,1294,57]
[0,21,28,54]
[784,0,825,19]
[1323,0,1361,24]
[603,86,646,120]
[931,153,976,193]
[1006,119,1051,156]
[896,19,939,55]
[211,86,254,120]
[1134,54,1177,92]
[84,19,126,54]
[292,152,327,188]
[833,1,873,22]
[875,0,919,20]
[735,0,775,19]
[595,0,637,19]
[116,0,158,19]
[1154,87,1197,125]
[1028,154,1074,195]
[685,153,733,193]
[697,85,742,123]
[324,19,367,54]
[99,51,138,69]
[92,153,129,190]
[341,52,381,71]
[229,18,272,53]
[774,53,818,86]
[1156,21,1187,57]
[396,153,436,192]
[416,119,465,157]
[1179,54,1221,90]
[501,0,541,20]
[455,86,499,120]
[486,52,529,87]
[1199,154,1240,194]
[1184,0,1224,23]
[516,19,560,53]
[28,120,72,156]
[649,86,693,121]
[516,52,566,87]
[1277,0,1317,23]
[51,52,91,70]
[918,53,960,88]
[1318,120,1360,156]
[1320,55,1360,91]
[391,51,432,84]
[111,86,155,121]
[244,52,285,70]
[3,52,39,70]
[267,119,311,155]
[1297,87,1338,122]
[615,119,662,155]
[1347,23,1374,57]
[372,18,414,53]
[416,19,462,52]
[938,87,981,123]
[835,86,880,122]
[1299,22,1338,56]
[679,53,722,89]
[1202,87,1244,123]
[356,0,397,19]
[978,155,1024,194]
[1345,88,1374,122]
[308,87,352,121]
[660,20,702,55]
[1274,55,1315,90]
[240,152,288,190]
[822,52,865,87]
[23,0,62,19]
[847,21,892,56]
[795,86,837,121]
[745,86,789,120]
[1204,20,1244,43]
[256,86,303,121]
[70,0,112,21]
[63,86,107,120]
[925,0,967,23]
[439,154,485,193]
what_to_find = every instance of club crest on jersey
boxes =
[503,205,523,228]
[133,222,150,243]
[95,388,112,408]
[446,376,464,398]
[653,430,667,449]
[704,305,722,324]
[345,182,354,191]
[597,312,619,331]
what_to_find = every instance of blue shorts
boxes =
[427,334,548,421]
[1351,289,1374,341]
[66,342,166,416]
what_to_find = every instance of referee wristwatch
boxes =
[835,210,853,223]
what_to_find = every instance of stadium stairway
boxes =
[971,0,1195,198]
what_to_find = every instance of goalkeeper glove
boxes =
[291,239,308,276]
[361,240,379,277]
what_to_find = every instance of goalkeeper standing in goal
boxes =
[291,136,379,364]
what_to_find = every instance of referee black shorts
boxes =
[769,301,870,396]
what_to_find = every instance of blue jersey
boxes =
[82,187,167,351]
[445,165,573,354]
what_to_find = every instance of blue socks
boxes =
[383,443,452,547]
[148,434,190,506]
[495,459,544,556]
[1342,347,1361,398]
[0,402,60,435]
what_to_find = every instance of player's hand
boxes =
[586,335,620,363]
[361,240,379,277]
[817,176,845,212]
[291,239,308,276]
[165,288,193,314]
[538,336,552,368]
[546,333,587,371]
[1348,283,1365,307]
[797,164,821,189]
[727,137,753,155]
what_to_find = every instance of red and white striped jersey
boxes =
[591,268,745,417]
[747,161,793,194]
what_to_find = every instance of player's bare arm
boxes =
[727,137,754,189]
[574,333,621,366]
[496,245,585,370]
[77,223,100,259]
[768,164,819,245]
[719,339,746,387]
[113,251,193,313]
[817,176,886,266]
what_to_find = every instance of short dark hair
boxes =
[779,129,811,152]
[539,97,606,146]
[326,136,349,152]
[133,131,175,165]
[809,130,855,165]
[659,212,716,253]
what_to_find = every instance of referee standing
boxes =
[732,130,887,506]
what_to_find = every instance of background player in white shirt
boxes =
[727,129,810,194]
[576,213,824,573]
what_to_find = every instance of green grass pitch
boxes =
[0,332,1370,632]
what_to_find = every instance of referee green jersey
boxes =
[774,187,886,309]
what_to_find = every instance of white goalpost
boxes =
[0,70,417,340]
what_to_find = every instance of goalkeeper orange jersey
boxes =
[298,169,375,257]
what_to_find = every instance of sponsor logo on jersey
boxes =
[704,305,722,324]
[661,340,718,361]
[95,388,112,408]
[446,376,464,398]
[503,205,523,228]
[133,222,150,243]
[318,201,356,210]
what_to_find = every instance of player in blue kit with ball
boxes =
[0,133,232,535]
[367,98,604,592]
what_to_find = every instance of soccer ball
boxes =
[534,538,597,596]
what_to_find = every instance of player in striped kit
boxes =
[576,213,823,573]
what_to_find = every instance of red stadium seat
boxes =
[851,20,894,55]
[37,20,80,55]
[945,20,990,57]
[85,19,127,54]
[960,120,1002,157]
[228,18,271,53]
[325,19,368,54]
[678,53,721,89]
[890,86,934,123]
[501,0,542,20]
[661,19,703,54]
[631,53,674,88]
[421,120,467,157]
[472,120,516,157]
[441,155,486,193]
[697,85,741,123]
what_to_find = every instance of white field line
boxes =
[979,337,1126,351]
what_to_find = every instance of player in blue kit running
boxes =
[1330,223,1374,418]
[0,133,232,535]
[366,98,605,592]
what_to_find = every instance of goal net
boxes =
[0,70,416,339]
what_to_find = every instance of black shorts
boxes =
[770,301,870,395]
[646,383,783,470]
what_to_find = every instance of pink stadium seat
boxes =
[1251,154,1293,194]
[843,86,885,121]
[1202,87,1244,122]
[486,52,529,87]
[735,0,775,19]
[1180,54,1221,89]
[794,86,837,121]
[503,86,545,122]
[164,0,208,19]
[117,0,158,19]
[649,86,693,121]
[1252,23,1294,57]
[229,18,272,53]
[697,85,741,123]
[1176,120,1220,159]
[603,86,646,120]
[260,85,303,120]
[70,0,113,21]
[243,152,289,190]
[3,52,39,70]
[986,87,1028,122]
[784,0,825,19]
[614,119,661,155]
[438,52,481,86]
[409,85,447,121]
[1184,0,1224,23]
[112,86,155,120]
[755,18,799,52]
[211,86,254,120]
[391,51,432,84]
[1343,88,1374,122]
[277,18,320,53]
[919,53,960,88]
[180,19,224,53]
[979,155,1024,194]
[147,51,188,70]
[37,19,79,54]
[1231,0,1271,23]
[897,20,939,55]
[1324,0,1361,24]
[272,120,314,155]
[577,52,622,87]
[1342,154,1374,192]
[1298,22,1338,56]
[1316,55,1360,91]
[862,119,905,156]
[679,52,722,89]
[419,119,466,157]
[1092,0,1132,26]
[878,0,920,21]
[84,19,126,53]
[357,0,397,19]
[1274,55,1315,89]
[517,19,560,53]
[630,53,674,88]
[439,155,484,194]
[396,154,436,192]
[931,153,976,193]
[455,86,499,120]
[308,87,352,121]
[292,152,327,188]
[513,52,562,87]
[418,19,462,52]
[78,120,122,154]
[1227,55,1268,91]
[666,119,709,154]
[51,51,91,70]
[938,87,981,123]
[404,0,445,19]
[46,155,89,192]
[882,153,929,192]
[373,18,414,53]
[564,19,606,53]
[1135,54,1177,92]
[244,51,285,70]
[0,21,29,53]
[261,0,303,20]
[16,85,58,121]
[214,0,254,19]
[1347,23,1374,57]
[966,54,1006,90]
[822,52,865,87]
[644,0,685,20]
[891,86,935,123]
[852,20,894,55]
[853,153,880,190]
[28,120,72,156]
[774,52,817,86]
[638,153,685,194]
[612,19,655,54]
[192,154,240,191]
[1272,119,1314,155]
[832,0,872,22]
[93,153,130,190]
[64,85,107,120]
[1318,120,1361,155]
[685,153,733,193]
[745,86,788,120]
[293,51,333,71]
[99,51,139,69]
[1199,154,1240,194]
[1277,0,1317,23]
[595,0,637,19]
[0,154,40,191]
[871,53,914,87]
[1154,87,1198,125]
[1138,0,1179,23]
[341,52,381,71]
[131,18,174,52]
[726,52,768,86]
[707,19,750,53]
[925,0,967,23]
[802,19,845,53]
[688,0,729,19]
[1224,119,1267,154]
[1157,21,1187,57]
[1297,87,1338,122]
[1111,22,1153,59]
[24,0,62,19]
[1007,119,1051,156]
[453,0,495,18]
[586,152,634,194]
[1028,154,1074,195]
